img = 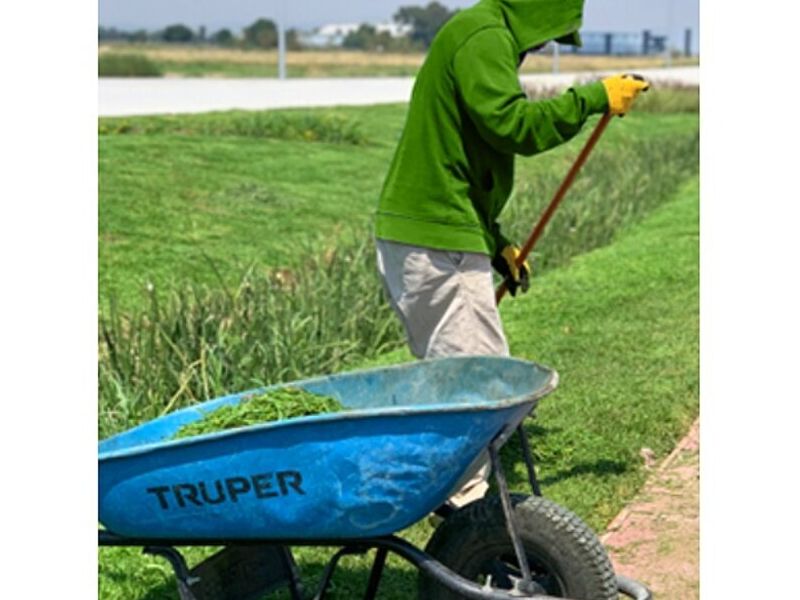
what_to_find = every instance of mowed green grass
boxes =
[99,103,697,311]
[98,105,403,309]
[503,177,699,522]
[99,176,698,599]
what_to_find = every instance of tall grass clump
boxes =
[634,84,699,114]
[98,53,162,77]
[98,241,403,438]
[501,129,699,271]
[98,109,368,144]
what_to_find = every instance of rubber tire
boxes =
[418,494,617,600]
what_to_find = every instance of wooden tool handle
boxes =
[495,112,613,304]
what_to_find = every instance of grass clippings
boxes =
[171,387,344,440]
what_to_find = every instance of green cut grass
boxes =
[171,387,344,440]
[99,176,698,599]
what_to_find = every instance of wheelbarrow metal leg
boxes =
[281,546,304,600]
[488,438,536,595]
[144,543,303,600]
[517,425,542,497]
[142,546,199,600]
[369,535,563,600]
[363,547,388,600]
[312,545,368,600]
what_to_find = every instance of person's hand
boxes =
[492,245,531,297]
[601,74,650,116]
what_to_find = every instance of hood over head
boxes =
[497,0,585,53]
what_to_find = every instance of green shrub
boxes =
[98,53,162,77]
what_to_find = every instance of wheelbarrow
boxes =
[98,356,652,599]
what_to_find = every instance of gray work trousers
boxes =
[375,239,509,359]
[375,238,509,507]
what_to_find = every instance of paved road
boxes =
[98,66,698,117]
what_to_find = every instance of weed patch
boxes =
[98,241,402,438]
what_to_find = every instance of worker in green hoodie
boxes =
[375,0,648,506]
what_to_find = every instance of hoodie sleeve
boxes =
[452,27,608,156]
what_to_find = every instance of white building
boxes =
[300,22,413,48]
[375,22,413,38]
[317,23,360,38]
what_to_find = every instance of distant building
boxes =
[375,22,413,38]
[568,31,668,55]
[298,24,671,54]
[318,23,360,39]
[299,22,413,48]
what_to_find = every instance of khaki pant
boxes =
[376,238,509,507]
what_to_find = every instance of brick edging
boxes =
[601,417,700,543]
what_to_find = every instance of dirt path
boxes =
[602,419,700,599]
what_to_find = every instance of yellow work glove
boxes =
[601,73,651,116]
[491,245,531,297]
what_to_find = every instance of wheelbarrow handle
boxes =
[495,112,613,305]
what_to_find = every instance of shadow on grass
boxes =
[138,582,179,600]
[536,459,629,487]
[118,546,420,600]
[498,419,630,491]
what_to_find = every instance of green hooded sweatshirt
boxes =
[375,0,609,256]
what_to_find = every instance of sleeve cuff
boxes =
[574,80,610,115]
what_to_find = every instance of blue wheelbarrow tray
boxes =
[99,356,558,541]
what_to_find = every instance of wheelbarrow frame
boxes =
[98,424,651,600]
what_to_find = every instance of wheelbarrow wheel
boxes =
[418,494,617,600]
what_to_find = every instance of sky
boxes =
[98,0,699,52]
